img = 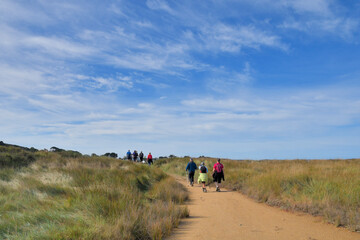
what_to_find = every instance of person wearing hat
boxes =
[185,158,197,186]
[198,162,208,192]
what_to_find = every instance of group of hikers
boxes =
[126,152,223,191]
[126,150,153,165]
[185,158,224,193]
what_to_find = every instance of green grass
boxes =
[155,157,360,231]
[0,150,189,240]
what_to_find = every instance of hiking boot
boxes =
[203,188,207,193]
[216,187,220,192]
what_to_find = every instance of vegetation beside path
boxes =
[155,157,360,231]
[0,145,189,240]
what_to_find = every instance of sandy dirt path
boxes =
[167,175,359,240]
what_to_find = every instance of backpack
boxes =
[215,163,223,173]
[200,165,207,173]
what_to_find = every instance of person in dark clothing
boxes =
[185,158,197,186]
[139,151,144,162]
[133,150,138,162]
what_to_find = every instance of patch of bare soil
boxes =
[167,176,359,240]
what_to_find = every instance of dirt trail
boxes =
[167,176,359,240]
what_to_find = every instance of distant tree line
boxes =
[0,141,38,152]
[50,146,82,158]
[103,152,118,158]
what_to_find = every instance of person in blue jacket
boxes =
[126,150,132,160]
[185,158,197,186]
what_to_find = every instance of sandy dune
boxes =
[167,176,359,240]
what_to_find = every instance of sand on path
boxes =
[167,175,359,240]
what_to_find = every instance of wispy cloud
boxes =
[180,85,360,135]
[279,16,359,39]
[0,0,52,25]
[277,0,359,39]
[199,24,288,53]
[206,62,254,93]
[284,0,331,15]
[146,0,174,14]
[69,74,134,91]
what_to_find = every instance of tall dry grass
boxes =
[155,157,360,231]
[0,150,189,239]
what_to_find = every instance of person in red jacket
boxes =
[147,153,153,165]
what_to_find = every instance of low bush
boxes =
[0,150,36,168]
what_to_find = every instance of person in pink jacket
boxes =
[213,159,224,192]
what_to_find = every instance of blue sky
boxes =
[1,0,360,159]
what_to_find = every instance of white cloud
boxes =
[181,85,360,135]
[203,24,287,52]
[0,0,52,25]
[276,0,359,39]
[23,36,96,58]
[26,94,86,114]
[65,74,136,93]
[132,20,154,28]
[0,64,47,95]
[280,17,359,39]
[227,0,359,40]
[284,0,331,15]
[206,62,254,93]
[146,0,174,14]
[191,24,288,53]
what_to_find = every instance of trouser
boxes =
[188,171,195,184]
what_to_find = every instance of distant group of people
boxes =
[185,158,224,192]
[126,150,153,165]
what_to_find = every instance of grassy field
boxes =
[155,157,360,231]
[0,146,189,240]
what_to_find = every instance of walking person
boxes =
[198,162,208,192]
[213,158,224,192]
[185,158,197,186]
[147,152,153,165]
[139,151,144,162]
[133,150,138,162]
[126,150,132,161]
